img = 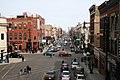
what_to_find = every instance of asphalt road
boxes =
[0,40,85,80]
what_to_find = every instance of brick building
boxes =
[89,4,100,70]
[98,0,120,79]
[7,12,45,52]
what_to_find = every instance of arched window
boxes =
[24,24,27,29]
[19,24,22,29]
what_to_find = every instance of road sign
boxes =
[76,38,80,41]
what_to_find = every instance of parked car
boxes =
[61,70,71,80]
[75,74,85,80]
[44,71,56,80]
[9,52,22,58]
[59,51,71,57]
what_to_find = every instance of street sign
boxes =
[76,38,80,41]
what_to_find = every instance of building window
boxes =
[19,33,22,40]
[24,33,27,40]
[14,33,17,40]
[34,24,36,28]
[1,33,4,40]
[111,16,115,31]
[10,33,12,40]
[14,23,17,29]
[34,36,36,40]
[19,24,22,29]
[24,24,27,29]
[14,26,17,29]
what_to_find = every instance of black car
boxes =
[9,52,22,58]
[44,71,56,80]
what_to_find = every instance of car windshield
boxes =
[78,75,85,79]
[73,62,78,65]
[63,72,69,75]
[47,72,54,75]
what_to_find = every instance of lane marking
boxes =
[0,65,8,73]
[1,63,16,79]
[42,72,45,80]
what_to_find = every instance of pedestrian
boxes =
[24,67,27,75]
[19,69,23,75]
[62,60,64,64]
[29,66,31,74]
[22,56,24,62]
[26,65,29,74]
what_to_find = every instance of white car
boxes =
[75,74,85,80]
[61,71,71,80]
[57,44,61,48]
[71,62,79,69]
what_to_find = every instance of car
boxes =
[44,71,56,80]
[75,74,85,80]
[43,51,55,56]
[61,71,71,80]
[56,44,62,48]
[50,46,58,52]
[71,48,75,52]
[74,67,84,76]
[61,63,69,72]
[9,52,23,58]
[59,51,71,57]
[71,62,79,70]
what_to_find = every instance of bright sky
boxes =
[0,0,104,32]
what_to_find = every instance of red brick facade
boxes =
[7,13,45,52]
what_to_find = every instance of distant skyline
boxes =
[0,0,104,31]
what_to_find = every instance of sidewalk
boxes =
[20,46,49,55]
[0,58,24,65]
[81,61,105,80]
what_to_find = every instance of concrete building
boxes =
[0,17,7,61]
[7,12,45,52]
[44,24,52,37]
[52,27,58,41]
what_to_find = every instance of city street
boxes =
[0,40,104,80]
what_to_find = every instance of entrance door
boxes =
[1,50,4,60]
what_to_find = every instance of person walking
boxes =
[24,67,27,75]
[22,56,24,62]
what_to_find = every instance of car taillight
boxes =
[67,76,70,78]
